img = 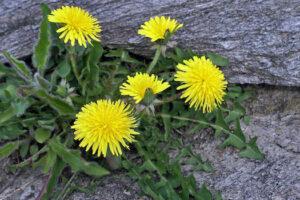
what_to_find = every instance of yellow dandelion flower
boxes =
[138,16,183,42]
[120,72,170,104]
[72,99,138,157]
[174,56,228,113]
[48,6,101,48]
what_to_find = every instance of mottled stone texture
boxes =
[188,86,300,200]
[0,0,300,86]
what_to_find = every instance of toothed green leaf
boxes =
[207,52,228,66]
[239,137,265,159]
[41,157,66,200]
[244,116,251,126]
[33,4,51,75]
[43,148,57,174]
[35,128,51,143]
[0,106,15,125]
[211,109,230,137]
[56,59,71,78]
[0,141,19,159]
[224,102,246,123]
[216,190,223,200]
[48,138,110,176]
[219,119,246,149]
[198,183,213,200]
[25,89,74,115]
[237,90,255,102]
[2,50,31,80]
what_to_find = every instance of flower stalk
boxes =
[153,93,182,106]
[70,46,83,86]
[146,45,162,74]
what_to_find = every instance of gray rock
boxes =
[187,86,300,200]
[0,85,299,199]
[1,0,300,86]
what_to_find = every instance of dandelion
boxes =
[174,56,228,113]
[72,99,138,157]
[120,72,170,104]
[138,16,183,42]
[48,6,101,48]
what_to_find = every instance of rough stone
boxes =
[0,85,299,199]
[186,85,300,200]
[1,0,300,86]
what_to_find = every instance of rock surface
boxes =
[0,85,299,199]
[0,0,300,86]
[189,85,300,200]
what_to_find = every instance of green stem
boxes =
[70,46,83,86]
[146,45,162,74]
[160,113,232,135]
[57,172,77,200]
[12,145,47,166]
[107,62,120,93]
[153,93,182,106]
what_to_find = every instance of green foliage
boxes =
[25,89,74,115]
[56,59,71,78]
[207,52,228,66]
[83,41,103,92]
[33,4,51,75]
[48,138,110,176]
[218,119,246,149]
[20,140,30,158]
[0,62,17,78]
[198,183,213,200]
[2,50,31,80]
[0,141,19,159]
[35,128,51,143]
[216,190,223,200]
[0,106,15,124]
[159,90,264,160]
[41,157,66,200]
[0,3,265,200]
[239,137,265,159]
[121,113,217,199]
[42,148,57,173]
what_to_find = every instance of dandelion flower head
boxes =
[138,16,183,42]
[48,6,101,47]
[174,56,228,113]
[120,72,170,104]
[72,99,138,157]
